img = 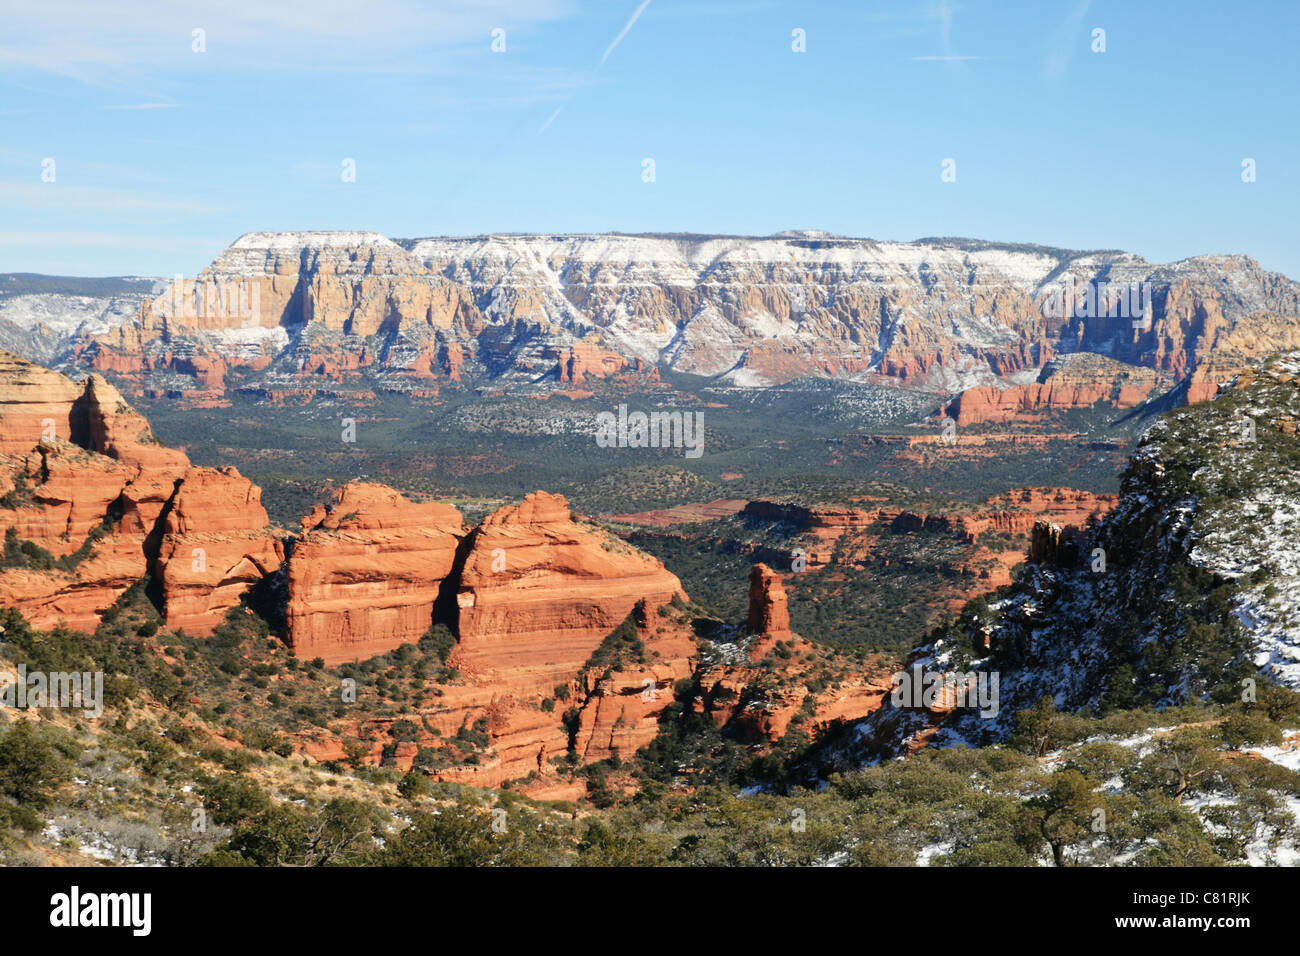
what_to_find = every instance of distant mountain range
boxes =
[5,231,1300,418]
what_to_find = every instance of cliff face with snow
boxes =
[16,231,1300,399]
[0,274,158,366]
[852,351,1300,756]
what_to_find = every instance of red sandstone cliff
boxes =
[0,352,282,633]
[154,467,286,635]
[745,563,792,659]
[452,492,685,694]
[285,483,465,665]
[940,354,1168,426]
[290,492,694,791]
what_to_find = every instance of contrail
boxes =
[538,106,564,134]
[600,0,654,65]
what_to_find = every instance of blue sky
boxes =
[2,0,1298,277]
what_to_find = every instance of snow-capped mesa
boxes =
[0,274,159,366]
[7,232,1300,403]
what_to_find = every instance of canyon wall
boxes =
[154,467,286,635]
[285,483,465,665]
[453,492,685,694]
[0,349,903,793]
[36,233,1297,414]
[0,351,284,632]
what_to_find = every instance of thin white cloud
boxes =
[0,0,577,80]
[535,0,652,131]
[538,106,564,134]
[938,0,955,57]
[1044,0,1092,80]
[917,0,985,68]
[600,0,654,65]
[0,230,222,251]
[0,181,218,214]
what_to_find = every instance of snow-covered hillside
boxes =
[852,351,1300,756]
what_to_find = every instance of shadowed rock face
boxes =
[154,466,286,635]
[0,351,188,468]
[74,374,191,471]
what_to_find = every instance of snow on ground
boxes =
[230,231,395,252]
[720,365,777,388]
[202,325,291,349]
[916,841,955,866]
[0,293,144,336]
[1192,486,1300,689]
[1249,734,1300,772]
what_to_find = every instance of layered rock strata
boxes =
[285,483,465,665]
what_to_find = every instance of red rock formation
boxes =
[76,374,192,471]
[738,487,1112,575]
[0,443,134,557]
[154,467,285,635]
[569,614,698,763]
[0,353,294,634]
[0,548,148,633]
[552,340,628,383]
[0,352,186,468]
[285,483,465,665]
[288,596,701,789]
[0,457,287,636]
[452,492,685,696]
[0,352,86,455]
[941,355,1166,426]
[286,493,695,788]
[291,557,895,790]
[964,487,1113,540]
[746,563,792,658]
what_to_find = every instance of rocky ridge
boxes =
[0,352,893,790]
[25,233,1298,418]
[847,351,1300,758]
[737,486,1115,594]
